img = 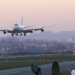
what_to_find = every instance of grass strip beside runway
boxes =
[60,70,71,75]
[0,60,59,70]
[0,54,75,70]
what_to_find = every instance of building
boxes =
[72,38,75,55]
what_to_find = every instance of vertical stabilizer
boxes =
[21,15,23,25]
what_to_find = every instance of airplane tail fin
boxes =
[21,15,23,25]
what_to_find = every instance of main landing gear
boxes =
[11,33,26,36]
[12,33,14,36]
[24,33,26,36]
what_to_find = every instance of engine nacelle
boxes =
[3,30,6,34]
[41,29,44,32]
[30,31,33,33]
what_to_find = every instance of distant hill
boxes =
[0,31,75,41]
[20,31,75,41]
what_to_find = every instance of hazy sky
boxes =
[0,0,75,32]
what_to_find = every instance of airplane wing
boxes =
[0,29,13,34]
[0,28,33,34]
[23,29,33,33]
[42,24,55,28]
[24,26,33,28]
[33,24,55,32]
[0,28,34,36]
[0,29,6,31]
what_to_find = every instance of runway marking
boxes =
[5,69,31,75]
[5,72,19,75]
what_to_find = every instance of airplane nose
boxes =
[14,24,19,28]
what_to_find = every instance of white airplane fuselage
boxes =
[13,23,24,31]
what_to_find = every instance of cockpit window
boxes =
[15,23,18,25]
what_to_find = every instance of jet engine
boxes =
[3,30,6,34]
[34,29,44,32]
[24,33,26,36]
[30,31,33,33]
[41,29,44,32]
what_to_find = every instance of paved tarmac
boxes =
[0,61,75,75]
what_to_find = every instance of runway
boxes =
[0,61,75,75]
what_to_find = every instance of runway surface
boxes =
[0,61,75,75]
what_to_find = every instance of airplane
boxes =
[0,16,55,36]
[0,16,33,36]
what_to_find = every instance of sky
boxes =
[0,0,75,32]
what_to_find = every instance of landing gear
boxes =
[20,33,22,36]
[11,33,26,36]
[24,33,26,36]
[15,33,18,36]
[12,33,14,36]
